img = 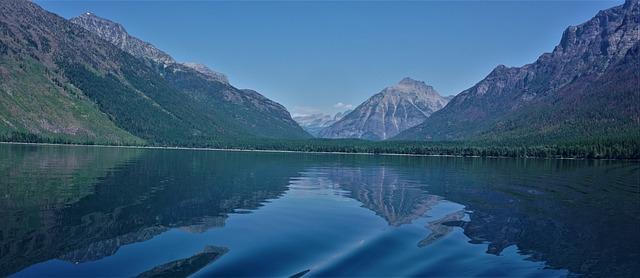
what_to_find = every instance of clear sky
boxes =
[36,0,622,116]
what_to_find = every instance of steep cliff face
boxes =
[70,12,176,65]
[396,0,640,141]
[181,62,229,84]
[320,78,450,140]
[70,13,231,85]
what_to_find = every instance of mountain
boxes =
[319,78,450,140]
[0,1,143,144]
[181,62,229,84]
[0,0,309,145]
[70,13,230,84]
[293,110,352,136]
[70,12,175,66]
[69,12,309,140]
[396,0,640,142]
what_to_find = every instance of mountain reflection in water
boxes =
[1,144,638,277]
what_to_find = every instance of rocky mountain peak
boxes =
[71,12,230,84]
[71,12,176,65]
[395,0,639,141]
[78,12,112,24]
[293,110,352,137]
[319,78,450,140]
[182,62,229,84]
[398,77,421,85]
[552,0,638,63]
[451,0,638,106]
[394,77,434,93]
[624,0,639,9]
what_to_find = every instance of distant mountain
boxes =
[320,78,450,140]
[396,0,640,142]
[0,0,309,145]
[293,110,352,137]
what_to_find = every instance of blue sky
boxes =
[36,0,622,116]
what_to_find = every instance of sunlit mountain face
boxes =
[293,110,352,137]
[320,78,450,140]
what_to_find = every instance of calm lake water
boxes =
[1,144,638,277]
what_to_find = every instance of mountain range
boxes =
[293,110,352,137]
[395,0,639,142]
[0,0,638,149]
[0,0,309,146]
[320,78,451,140]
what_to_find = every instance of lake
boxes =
[0,144,638,277]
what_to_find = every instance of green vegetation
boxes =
[1,0,307,148]
[2,58,636,160]
[58,59,236,145]
[0,143,142,265]
[2,131,638,159]
[0,0,636,160]
[222,136,640,159]
[474,47,640,144]
[0,57,143,145]
[161,64,310,139]
[56,54,309,145]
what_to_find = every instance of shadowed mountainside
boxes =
[0,0,309,147]
[396,0,639,143]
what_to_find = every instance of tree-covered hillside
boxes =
[0,0,308,147]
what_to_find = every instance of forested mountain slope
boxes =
[395,0,639,143]
[0,0,308,146]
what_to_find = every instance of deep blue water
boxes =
[1,144,638,277]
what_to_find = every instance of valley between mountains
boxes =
[0,0,638,158]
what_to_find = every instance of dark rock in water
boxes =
[418,210,466,247]
[289,269,311,278]
[136,246,229,278]
[58,226,169,264]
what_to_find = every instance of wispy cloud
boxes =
[333,102,354,110]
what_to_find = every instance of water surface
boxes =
[1,144,638,277]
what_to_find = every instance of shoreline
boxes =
[0,141,617,161]
[1,141,476,158]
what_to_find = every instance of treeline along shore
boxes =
[2,132,638,160]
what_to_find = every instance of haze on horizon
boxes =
[36,0,622,116]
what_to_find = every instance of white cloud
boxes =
[333,102,354,110]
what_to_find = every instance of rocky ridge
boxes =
[320,78,450,140]
[70,12,229,84]
[396,0,640,141]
